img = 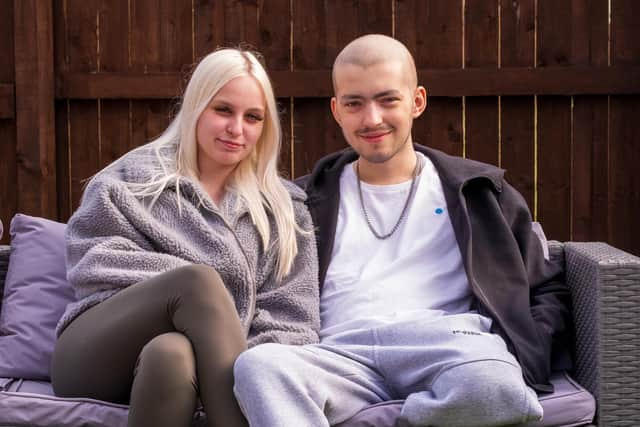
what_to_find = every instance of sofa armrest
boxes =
[564,242,640,426]
[0,244,9,305]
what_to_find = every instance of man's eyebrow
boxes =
[339,90,402,102]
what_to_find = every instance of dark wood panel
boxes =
[0,0,14,81]
[465,0,498,68]
[130,100,173,149]
[66,0,98,72]
[98,0,129,72]
[68,100,99,212]
[56,66,640,99]
[414,97,463,157]
[292,0,391,70]
[397,0,462,69]
[567,0,608,67]
[465,97,499,165]
[0,84,14,119]
[572,96,608,243]
[501,96,535,212]
[500,0,535,213]
[101,100,133,169]
[536,2,578,240]
[14,0,57,218]
[500,0,535,68]
[97,0,131,173]
[464,0,499,165]
[257,0,290,72]
[609,96,640,256]
[53,0,67,74]
[0,119,17,245]
[277,98,293,178]
[612,0,640,66]
[65,0,99,214]
[537,96,571,242]
[291,0,391,177]
[131,0,192,71]
[398,1,462,156]
[0,0,15,241]
[293,98,344,178]
[55,100,71,221]
[609,0,640,255]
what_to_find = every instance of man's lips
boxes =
[358,129,392,142]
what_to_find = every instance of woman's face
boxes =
[196,75,266,176]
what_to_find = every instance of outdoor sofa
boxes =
[0,213,638,427]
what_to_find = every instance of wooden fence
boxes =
[0,0,639,256]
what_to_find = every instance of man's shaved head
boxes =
[332,34,418,91]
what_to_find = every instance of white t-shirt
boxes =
[320,153,473,339]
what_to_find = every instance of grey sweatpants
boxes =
[234,313,542,427]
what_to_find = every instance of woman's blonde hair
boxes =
[121,48,300,281]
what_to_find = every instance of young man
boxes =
[233,34,571,427]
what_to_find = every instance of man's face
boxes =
[331,61,425,164]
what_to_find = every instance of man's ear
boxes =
[330,97,342,125]
[412,86,427,118]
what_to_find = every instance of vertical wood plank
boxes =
[0,0,15,243]
[292,0,392,177]
[397,0,463,157]
[99,0,132,169]
[14,0,57,218]
[537,1,573,241]
[500,0,535,211]
[570,0,609,243]
[55,100,71,221]
[610,0,640,255]
[66,0,99,212]
[194,0,261,60]
[537,96,571,241]
[257,0,292,176]
[609,97,640,256]
[465,0,499,165]
[612,0,640,66]
[131,0,186,151]
[572,97,608,243]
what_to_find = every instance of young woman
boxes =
[51,48,320,427]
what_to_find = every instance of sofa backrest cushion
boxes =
[0,214,75,380]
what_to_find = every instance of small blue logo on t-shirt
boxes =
[435,208,444,215]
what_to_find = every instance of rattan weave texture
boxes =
[566,242,640,427]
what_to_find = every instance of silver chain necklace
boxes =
[355,154,421,240]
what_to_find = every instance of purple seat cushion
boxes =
[0,378,207,427]
[0,214,75,380]
[335,371,595,427]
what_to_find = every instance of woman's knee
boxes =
[170,264,234,309]
[137,332,197,385]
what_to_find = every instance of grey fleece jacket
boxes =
[56,144,320,347]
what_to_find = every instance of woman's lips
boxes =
[218,139,244,150]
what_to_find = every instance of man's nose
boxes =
[362,103,383,127]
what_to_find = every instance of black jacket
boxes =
[295,144,572,393]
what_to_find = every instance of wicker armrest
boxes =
[565,242,640,426]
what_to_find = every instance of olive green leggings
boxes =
[51,264,249,427]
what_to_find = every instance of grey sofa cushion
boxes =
[0,371,594,427]
[335,371,595,427]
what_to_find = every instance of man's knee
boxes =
[432,360,539,419]
[234,343,297,388]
